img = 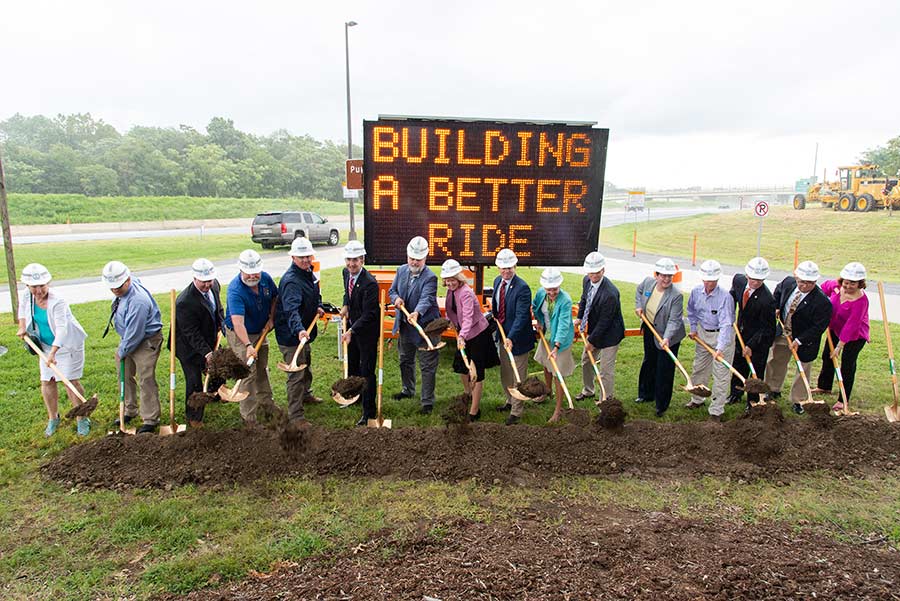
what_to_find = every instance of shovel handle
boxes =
[376,289,386,421]
[21,335,89,405]
[341,316,349,379]
[776,317,814,403]
[169,289,177,425]
[578,327,606,400]
[398,304,436,350]
[246,326,270,367]
[732,321,759,378]
[877,281,900,408]
[288,318,318,366]
[825,329,850,411]
[638,311,693,385]
[535,316,573,409]
[494,318,521,384]
[691,331,746,384]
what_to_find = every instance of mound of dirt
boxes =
[517,376,550,398]
[596,397,627,430]
[187,392,218,410]
[163,501,900,601]
[423,317,451,335]
[45,415,900,490]
[64,394,98,418]
[331,376,367,398]
[208,348,249,381]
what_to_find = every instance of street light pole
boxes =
[344,20,358,241]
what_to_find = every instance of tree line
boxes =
[860,135,900,179]
[0,113,361,200]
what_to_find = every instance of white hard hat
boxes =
[440,259,463,279]
[795,260,820,282]
[654,257,678,275]
[699,259,722,281]
[540,267,564,289]
[289,236,314,257]
[21,263,51,286]
[495,248,518,269]
[406,236,429,260]
[191,258,217,282]
[343,240,366,259]
[101,261,131,288]
[745,257,770,280]
[582,251,606,274]
[238,249,263,275]
[839,261,867,281]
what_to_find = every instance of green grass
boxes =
[601,205,900,282]
[7,194,362,225]
[1,265,900,599]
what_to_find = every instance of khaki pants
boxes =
[580,344,618,399]
[279,343,311,421]
[690,327,735,416]
[225,328,274,421]
[123,331,162,425]
[498,345,530,417]
[765,336,813,403]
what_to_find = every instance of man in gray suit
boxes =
[389,236,441,414]
[635,258,687,417]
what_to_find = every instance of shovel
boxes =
[692,331,770,396]
[160,289,187,436]
[21,335,99,418]
[110,359,135,435]
[776,317,823,406]
[332,316,362,406]
[825,329,858,416]
[458,346,478,382]
[368,289,392,428]
[732,321,770,402]
[218,326,270,403]
[877,281,900,422]
[638,312,711,397]
[493,318,531,402]
[397,304,446,351]
[577,328,607,404]
[277,318,317,372]
[536,324,574,410]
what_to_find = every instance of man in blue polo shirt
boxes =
[225,249,278,424]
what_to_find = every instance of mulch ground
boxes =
[44,408,900,490]
[159,500,900,600]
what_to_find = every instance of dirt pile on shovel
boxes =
[596,397,627,430]
[806,402,835,429]
[517,376,550,399]
[207,348,249,381]
[64,394,98,418]
[331,376,367,398]
[423,317,451,335]
[743,377,769,395]
[167,502,900,601]
[187,392,217,410]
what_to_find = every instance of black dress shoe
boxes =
[792,403,805,415]
[505,414,520,426]
[574,392,596,402]
[495,403,512,412]
[392,391,414,400]
[467,409,481,423]
[655,409,665,417]
[726,393,742,405]
[112,415,135,428]
[768,391,782,400]
[634,397,651,404]
[356,416,368,426]
[136,424,156,434]
[419,405,433,415]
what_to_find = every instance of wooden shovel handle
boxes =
[169,289,177,424]
[290,318,319,364]
[376,289,386,421]
[877,281,900,407]
[776,317,814,402]
[825,329,850,409]
[494,318,521,384]
[638,311,692,384]
[732,322,759,377]
[22,335,88,405]
[534,313,573,409]
[341,316,349,379]
[398,304,436,350]
[578,327,606,399]
[691,330,745,383]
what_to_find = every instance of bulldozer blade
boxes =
[883,405,900,422]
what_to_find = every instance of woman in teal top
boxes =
[33,305,56,346]
[532,268,575,423]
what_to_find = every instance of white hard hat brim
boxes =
[240,265,263,275]
[193,271,217,282]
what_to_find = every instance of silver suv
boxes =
[251,211,340,249]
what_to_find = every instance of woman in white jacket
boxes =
[15,263,90,437]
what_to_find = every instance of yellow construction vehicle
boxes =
[794,165,900,212]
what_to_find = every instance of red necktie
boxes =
[742,288,751,309]
[348,276,355,298]
[498,281,507,324]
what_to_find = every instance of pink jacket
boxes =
[821,280,870,343]
[445,284,488,341]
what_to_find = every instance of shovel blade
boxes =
[884,405,900,422]
[367,417,392,429]
[508,387,530,402]
[332,391,359,406]
[685,385,712,398]
[217,384,248,403]
[277,361,307,373]
[418,341,447,351]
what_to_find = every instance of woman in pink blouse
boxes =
[441,259,499,422]
[812,262,869,410]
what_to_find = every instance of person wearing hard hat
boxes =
[101,260,163,434]
[173,258,225,429]
[388,236,441,414]
[491,249,535,420]
[573,252,625,403]
[224,249,278,425]
[764,260,833,414]
[533,267,575,424]
[634,258,686,417]
[811,262,870,411]
[685,259,736,421]
[441,259,500,422]
[340,240,380,426]
[274,237,325,424]
[727,257,776,408]
[16,263,90,437]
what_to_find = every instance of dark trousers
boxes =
[179,356,206,423]
[349,333,378,419]
[730,343,768,404]
[279,343,312,421]
[817,338,866,400]
[638,328,680,414]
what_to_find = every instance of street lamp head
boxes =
[346,20,357,27]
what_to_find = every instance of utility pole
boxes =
[0,146,18,322]
[812,142,819,181]
[345,20,358,241]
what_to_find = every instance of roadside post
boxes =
[0,147,17,322]
[754,200,769,257]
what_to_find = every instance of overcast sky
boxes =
[3,0,899,188]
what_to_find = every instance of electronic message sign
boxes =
[363,117,608,266]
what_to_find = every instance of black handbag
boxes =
[23,296,42,355]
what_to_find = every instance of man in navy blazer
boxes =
[389,236,441,414]
[764,260,832,414]
[574,252,625,401]
[728,257,776,407]
[491,249,535,419]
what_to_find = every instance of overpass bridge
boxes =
[605,187,794,204]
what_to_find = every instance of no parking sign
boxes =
[754,201,769,255]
